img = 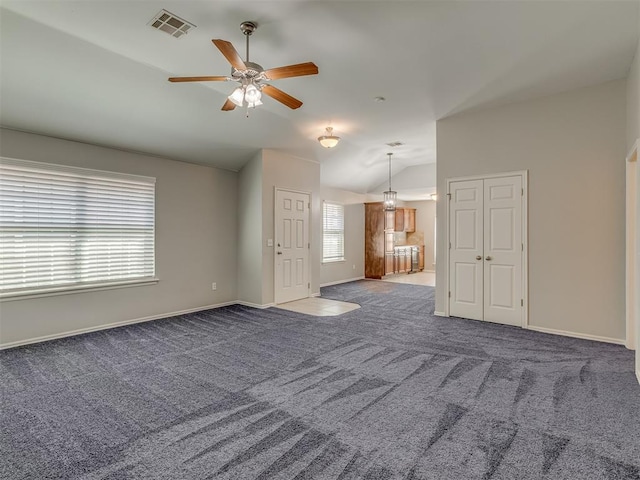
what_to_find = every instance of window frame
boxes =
[322,201,345,264]
[0,157,158,301]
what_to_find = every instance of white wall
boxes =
[371,164,437,197]
[0,128,238,346]
[405,200,436,271]
[262,150,322,303]
[436,80,627,342]
[320,186,366,286]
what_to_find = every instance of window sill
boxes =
[0,278,160,302]
[322,259,346,265]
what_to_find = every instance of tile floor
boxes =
[275,296,361,316]
[382,271,435,286]
[275,271,434,317]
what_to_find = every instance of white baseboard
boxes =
[434,311,447,317]
[311,292,321,297]
[320,276,365,288]
[637,369,640,385]
[236,301,274,309]
[526,325,625,346]
[0,301,237,350]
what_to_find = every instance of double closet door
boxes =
[449,174,524,327]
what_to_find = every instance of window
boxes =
[323,201,344,263]
[0,158,156,298]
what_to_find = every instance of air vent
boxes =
[149,10,195,38]
[386,141,404,147]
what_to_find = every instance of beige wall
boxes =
[320,186,366,286]
[0,128,238,346]
[237,152,263,306]
[627,37,640,151]
[405,200,436,271]
[436,80,627,341]
[627,31,640,377]
[262,150,322,304]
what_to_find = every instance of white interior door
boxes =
[448,174,524,326]
[449,180,484,321]
[275,189,310,304]
[484,176,522,326]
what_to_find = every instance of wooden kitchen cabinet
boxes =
[394,208,404,232]
[419,245,425,270]
[365,202,398,278]
[365,203,385,279]
[393,207,415,233]
[385,253,395,274]
[385,210,395,230]
[404,208,416,233]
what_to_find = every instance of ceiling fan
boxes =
[168,21,318,111]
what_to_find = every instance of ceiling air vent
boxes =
[149,10,195,38]
[386,141,404,147]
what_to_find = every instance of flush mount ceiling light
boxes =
[383,152,397,212]
[318,127,340,148]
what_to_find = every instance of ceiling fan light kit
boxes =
[318,126,340,148]
[168,21,318,112]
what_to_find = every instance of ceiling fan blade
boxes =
[262,85,303,109]
[168,76,229,82]
[264,62,318,80]
[212,39,247,71]
[221,98,236,111]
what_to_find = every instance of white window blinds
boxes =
[0,158,156,297]
[323,202,344,262]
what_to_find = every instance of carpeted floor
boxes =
[1,280,639,479]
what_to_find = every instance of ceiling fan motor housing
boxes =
[231,61,265,82]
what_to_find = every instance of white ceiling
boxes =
[1,1,638,195]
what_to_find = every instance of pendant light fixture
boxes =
[383,152,397,211]
[318,126,340,148]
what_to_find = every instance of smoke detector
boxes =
[149,10,195,38]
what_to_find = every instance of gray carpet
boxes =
[1,280,639,480]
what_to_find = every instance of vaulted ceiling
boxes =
[1,1,638,196]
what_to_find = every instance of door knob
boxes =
[485,256,492,261]
[277,251,282,255]
[476,256,482,260]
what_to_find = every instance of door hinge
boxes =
[521,188,524,196]
[308,243,310,249]
[448,291,451,298]
[447,193,452,199]
[308,202,311,209]
[308,282,310,289]
[521,243,523,251]
[521,299,524,307]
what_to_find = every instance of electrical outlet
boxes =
[212,282,217,291]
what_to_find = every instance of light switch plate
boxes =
[267,239,273,247]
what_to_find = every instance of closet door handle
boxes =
[485,256,492,261]
[476,256,482,260]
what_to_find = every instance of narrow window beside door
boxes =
[0,158,156,298]
[322,202,344,262]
